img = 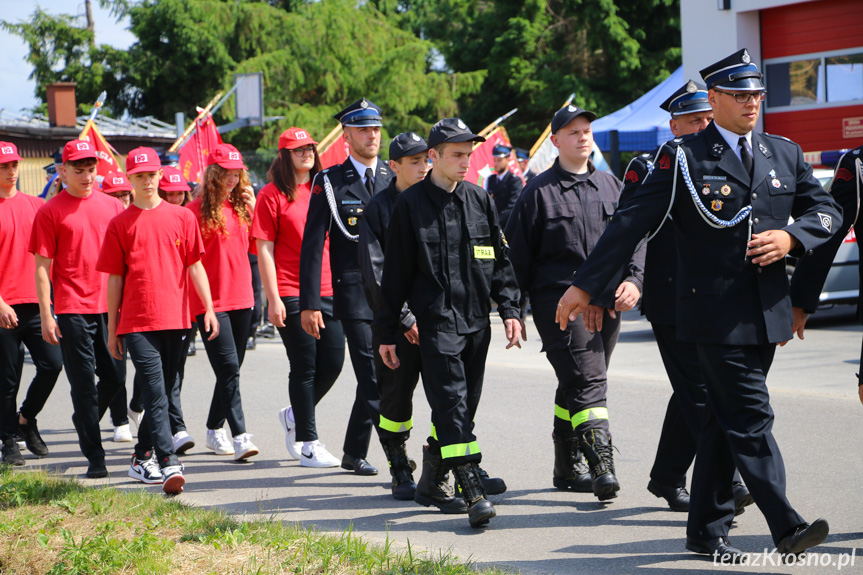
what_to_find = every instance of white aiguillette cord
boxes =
[323,173,359,242]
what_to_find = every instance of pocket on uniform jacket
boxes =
[766,176,794,218]
[602,200,617,220]
[339,205,364,229]
[419,227,441,244]
[542,202,579,247]
[467,222,494,263]
[335,270,362,287]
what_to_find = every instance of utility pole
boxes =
[84,0,95,46]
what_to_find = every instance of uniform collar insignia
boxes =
[758,142,771,157]
[711,142,724,156]
[854,149,860,155]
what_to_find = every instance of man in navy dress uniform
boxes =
[557,49,836,561]
[300,98,392,476]
[486,144,523,229]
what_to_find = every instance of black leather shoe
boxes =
[86,459,108,479]
[732,481,754,516]
[686,536,743,563]
[341,454,378,476]
[647,480,690,512]
[776,519,829,555]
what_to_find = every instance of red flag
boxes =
[319,133,349,169]
[465,127,524,188]
[178,114,223,183]
[79,121,121,181]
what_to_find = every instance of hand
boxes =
[582,305,605,333]
[504,317,524,349]
[268,298,287,328]
[403,323,419,345]
[41,315,62,345]
[747,230,796,266]
[780,306,808,347]
[241,185,256,211]
[380,344,399,369]
[614,281,640,312]
[556,286,591,330]
[0,302,18,329]
[858,382,863,407]
[202,310,220,340]
[519,318,527,340]
[108,332,124,360]
[301,310,324,340]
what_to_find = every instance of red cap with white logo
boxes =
[125,147,162,174]
[101,171,133,194]
[207,144,247,170]
[62,139,98,163]
[0,142,22,163]
[278,127,318,151]
[159,166,191,192]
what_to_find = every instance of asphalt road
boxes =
[11,306,863,574]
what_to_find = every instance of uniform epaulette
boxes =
[762,132,793,143]
[640,152,652,159]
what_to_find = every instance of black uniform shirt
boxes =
[505,158,644,308]
[376,174,521,345]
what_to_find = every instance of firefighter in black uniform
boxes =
[486,144,523,229]
[377,118,523,528]
[625,80,753,515]
[558,49,836,561]
[357,132,429,502]
[300,98,390,476]
[515,148,537,183]
[505,105,644,501]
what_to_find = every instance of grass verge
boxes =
[0,465,511,574]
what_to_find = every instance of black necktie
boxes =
[365,167,374,195]
[739,136,753,177]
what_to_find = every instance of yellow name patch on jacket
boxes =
[473,246,495,259]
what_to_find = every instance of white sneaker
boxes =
[128,453,163,484]
[205,429,235,455]
[172,431,195,454]
[113,424,133,443]
[127,408,144,433]
[300,441,340,468]
[279,406,302,459]
[162,464,185,494]
[233,433,259,461]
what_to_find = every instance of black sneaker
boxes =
[256,322,276,339]
[18,415,48,457]
[187,340,196,356]
[246,335,256,350]
[1,437,25,466]
[86,459,108,478]
[128,453,164,484]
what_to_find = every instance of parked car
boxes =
[812,168,859,307]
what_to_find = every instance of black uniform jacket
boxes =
[790,145,862,313]
[299,157,392,321]
[375,174,521,346]
[506,159,644,309]
[572,122,841,346]
[357,179,416,331]
[618,152,679,325]
[487,169,523,227]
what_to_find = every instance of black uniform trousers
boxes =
[689,342,804,544]
[126,330,184,468]
[419,327,490,466]
[532,300,619,436]
[341,318,382,458]
[0,303,63,440]
[57,313,126,463]
[372,331,421,444]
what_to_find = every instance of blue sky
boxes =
[0,1,135,114]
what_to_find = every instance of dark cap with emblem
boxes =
[700,48,764,91]
[389,132,428,161]
[661,80,711,117]
[427,118,485,147]
[551,105,597,133]
[334,98,383,127]
[515,147,530,161]
[492,144,512,158]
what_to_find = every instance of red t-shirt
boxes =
[28,189,124,314]
[185,198,254,317]
[0,192,44,306]
[251,181,333,298]
[96,201,204,335]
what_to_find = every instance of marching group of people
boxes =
[1,48,860,558]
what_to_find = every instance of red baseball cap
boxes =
[0,142,22,163]
[62,139,98,163]
[101,171,133,194]
[125,147,162,174]
[278,127,318,151]
[159,166,191,192]
[207,144,247,170]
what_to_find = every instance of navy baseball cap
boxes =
[551,105,597,133]
[700,49,764,92]
[427,118,485,147]
[492,144,512,158]
[334,98,383,127]
[515,147,530,161]
[389,132,428,161]
[660,80,711,117]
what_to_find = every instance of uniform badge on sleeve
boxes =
[658,155,670,170]
[312,184,322,195]
[818,213,832,232]
[835,168,853,182]
[624,170,639,183]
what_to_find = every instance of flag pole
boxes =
[317,124,344,153]
[478,108,518,138]
[528,94,575,158]
[168,91,223,153]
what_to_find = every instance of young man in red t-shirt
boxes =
[0,142,63,466]
[29,139,126,479]
[98,147,219,494]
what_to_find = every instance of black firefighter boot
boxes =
[552,432,593,492]
[381,439,417,501]
[414,445,468,514]
[452,461,496,528]
[579,428,620,501]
